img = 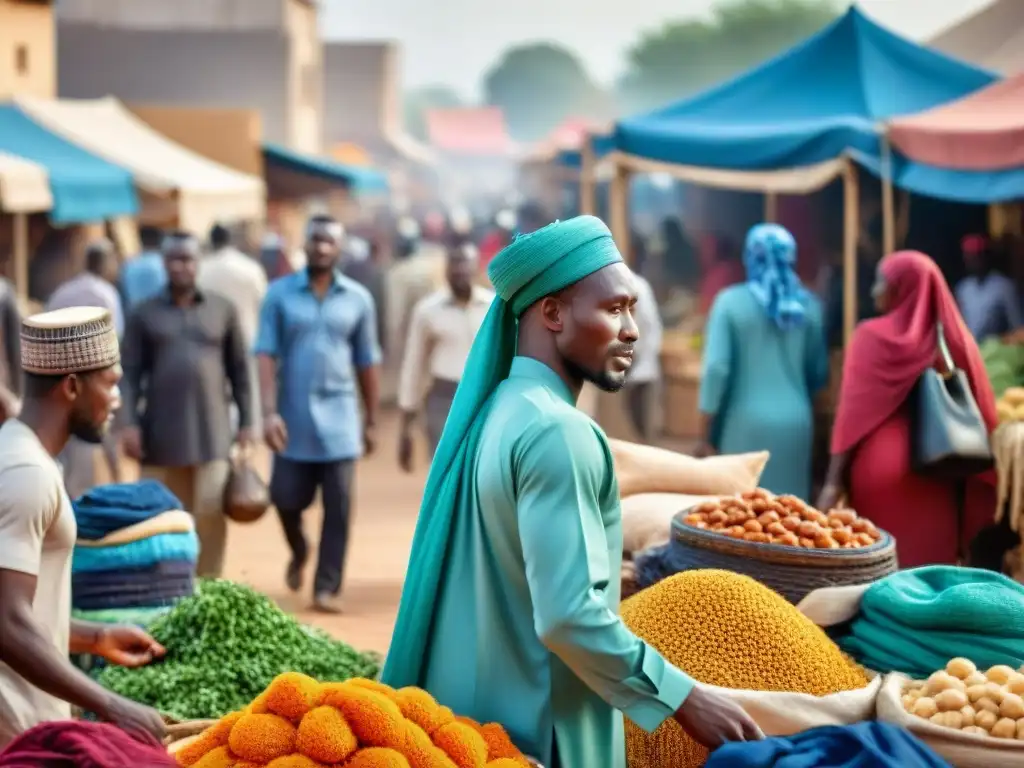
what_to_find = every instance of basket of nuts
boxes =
[650,489,898,603]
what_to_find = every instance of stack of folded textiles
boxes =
[71,480,199,618]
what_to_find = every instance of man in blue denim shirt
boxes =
[254,214,381,613]
[120,226,168,311]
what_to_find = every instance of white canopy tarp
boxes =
[0,151,51,213]
[16,96,264,232]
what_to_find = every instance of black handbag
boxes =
[911,321,994,478]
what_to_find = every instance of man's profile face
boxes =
[67,364,123,444]
[553,262,639,392]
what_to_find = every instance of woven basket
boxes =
[658,509,898,604]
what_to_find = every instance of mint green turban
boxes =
[382,215,622,687]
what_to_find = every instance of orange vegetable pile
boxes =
[174,673,532,768]
[681,490,883,550]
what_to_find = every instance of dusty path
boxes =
[221,410,427,656]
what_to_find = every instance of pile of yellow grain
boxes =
[620,570,870,768]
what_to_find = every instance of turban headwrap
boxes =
[382,215,622,687]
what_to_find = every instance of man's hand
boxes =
[364,422,377,457]
[98,693,166,743]
[673,685,763,749]
[120,427,143,462]
[816,483,842,514]
[236,427,256,450]
[93,625,165,668]
[263,414,288,454]
[398,430,414,473]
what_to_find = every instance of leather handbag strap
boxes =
[937,321,957,376]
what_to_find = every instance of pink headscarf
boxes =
[831,250,997,455]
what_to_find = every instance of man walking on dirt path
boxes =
[383,216,761,767]
[397,242,493,468]
[255,214,382,615]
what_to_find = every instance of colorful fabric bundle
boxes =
[73,510,194,548]
[73,479,183,540]
[836,566,1024,678]
[72,606,172,627]
[72,564,193,610]
[72,532,198,574]
[705,722,951,767]
[0,721,177,767]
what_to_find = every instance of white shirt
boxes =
[397,285,494,411]
[198,246,268,347]
[0,420,75,748]
[630,273,663,384]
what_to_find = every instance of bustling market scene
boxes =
[3,0,1024,766]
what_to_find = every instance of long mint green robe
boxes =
[421,357,694,768]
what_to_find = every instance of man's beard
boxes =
[70,415,105,445]
[562,354,625,393]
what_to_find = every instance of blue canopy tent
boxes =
[0,104,138,224]
[609,6,995,175]
[594,6,997,342]
[262,142,388,199]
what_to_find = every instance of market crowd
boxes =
[0,203,1019,767]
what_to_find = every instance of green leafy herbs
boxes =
[96,579,380,720]
[981,338,1024,400]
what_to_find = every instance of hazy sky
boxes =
[322,0,992,98]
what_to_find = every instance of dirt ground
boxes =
[220,410,428,657]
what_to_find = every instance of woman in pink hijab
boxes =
[817,251,997,567]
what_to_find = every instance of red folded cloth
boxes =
[0,721,176,768]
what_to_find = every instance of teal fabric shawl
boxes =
[837,566,1024,678]
[381,216,623,687]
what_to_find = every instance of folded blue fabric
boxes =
[71,532,198,573]
[71,559,194,591]
[73,480,183,540]
[72,575,194,610]
[705,722,950,768]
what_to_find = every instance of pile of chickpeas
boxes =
[904,658,1024,740]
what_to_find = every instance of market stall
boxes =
[584,5,995,348]
[14,96,264,234]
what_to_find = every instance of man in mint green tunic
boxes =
[383,217,760,767]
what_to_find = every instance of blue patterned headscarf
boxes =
[743,223,809,330]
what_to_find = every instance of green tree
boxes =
[403,85,464,142]
[620,0,840,113]
[482,42,605,143]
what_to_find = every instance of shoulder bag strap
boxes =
[937,321,956,376]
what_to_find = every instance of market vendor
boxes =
[383,216,761,768]
[0,307,166,748]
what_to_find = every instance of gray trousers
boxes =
[425,379,458,457]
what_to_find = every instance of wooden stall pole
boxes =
[881,135,896,257]
[580,138,596,216]
[764,192,778,223]
[609,161,632,264]
[842,160,860,347]
[12,212,28,303]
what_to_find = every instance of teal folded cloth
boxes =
[838,566,1024,678]
[71,606,173,627]
[71,532,198,573]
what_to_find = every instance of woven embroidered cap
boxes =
[21,306,120,375]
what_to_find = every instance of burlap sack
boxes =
[704,676,883,737]
[609,439,769,498]
[796,583,871,627]
[876,674,1024,767]
[621,493,723,554]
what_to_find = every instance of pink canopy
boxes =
[888,74,1024,171]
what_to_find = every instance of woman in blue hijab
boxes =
[696,223,829,499]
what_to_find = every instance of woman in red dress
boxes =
[817,251,998,567]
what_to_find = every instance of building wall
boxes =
[56,0,323,151]
[56,0,287,30]
[0,0,55,99]
[285,0,321,152]
[129,104,264,177]
[323,41,397,147]
[58,24,292,146]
